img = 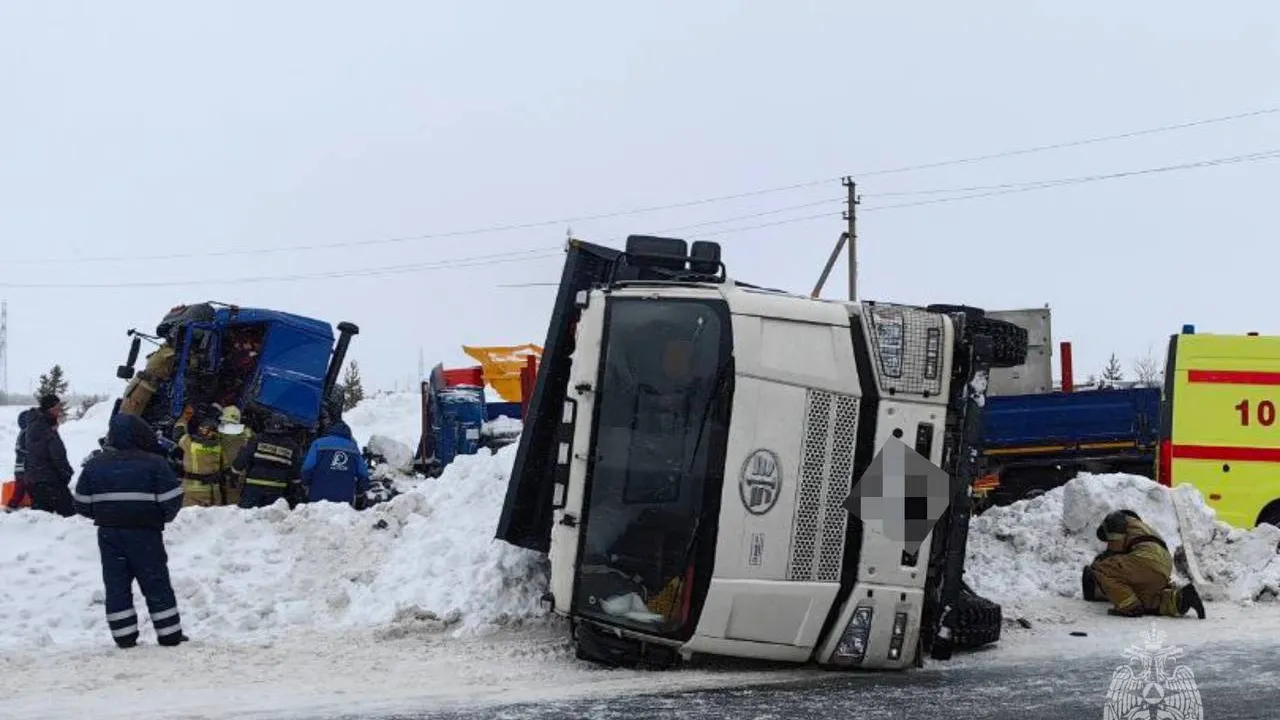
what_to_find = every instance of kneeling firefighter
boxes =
[73,414,188,648]
[232,412,302,508]
[1082,510,1206,619]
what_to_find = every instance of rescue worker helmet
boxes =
[219,405,245,435]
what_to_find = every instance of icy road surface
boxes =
[5,599,1278,720]
[378,638,1278,720]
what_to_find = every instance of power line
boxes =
[854,105,1280,178]
[861,149,1280,212]
[863,149,1280,200]
[6,145,1280,289]
[0,247,562,290]
[684,147,1280,237]
[7,104,1278,267]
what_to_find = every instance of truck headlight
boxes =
[831,606,873,665]
[888,611,908,661]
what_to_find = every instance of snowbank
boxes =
[343,390,423,453]
[966,473,1280,620]
[0,436,548,650]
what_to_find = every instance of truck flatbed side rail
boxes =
[495,240,623,553]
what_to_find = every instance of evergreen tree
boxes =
[1102,353,1125,384]
[34,364,69,402]
[341,361,366,411]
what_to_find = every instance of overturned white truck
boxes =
[496,236,1028,670]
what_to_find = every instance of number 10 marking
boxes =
[1236,399,1277,426]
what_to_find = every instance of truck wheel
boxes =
[951,583,1002,649]
[925,305,1028,368]
[973,316,1029,369]
[1257,502,1280,529]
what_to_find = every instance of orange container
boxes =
[442,366,485,387]
[1,479,31,508]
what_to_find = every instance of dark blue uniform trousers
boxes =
[238,485,287,509]
[98,527,184,647]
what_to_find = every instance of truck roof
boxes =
[214,306,334,338]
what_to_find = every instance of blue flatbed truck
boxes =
[972,338,1167,512]
[973,385,1161,510]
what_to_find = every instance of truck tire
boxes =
[952,583,1002,649]
[1257,502,1280,529]
[974,316,1029,369]
[925,305,1029,368]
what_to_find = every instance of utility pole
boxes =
[810,176,860,300]
[843,177,859,301]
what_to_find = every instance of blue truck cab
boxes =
[111,302,359,441]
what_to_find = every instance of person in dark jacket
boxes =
[5,408,34,510]
[74,413,189,648]
[232,412,303,509]
[23,394,75,517]
[300,420,370,507]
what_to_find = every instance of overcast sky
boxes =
[1,1,1276,399]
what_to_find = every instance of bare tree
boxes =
[1132,344,1163,388]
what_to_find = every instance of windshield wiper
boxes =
[665,355,735,623]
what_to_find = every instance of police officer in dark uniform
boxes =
[232,412,303,508]
[73,413,188,648]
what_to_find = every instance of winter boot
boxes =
[1107,605,1144,617]
[158,632,190,647]
[1178,584,1206,619]
[115,636,138,649]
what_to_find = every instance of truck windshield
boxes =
[574,296,732,638]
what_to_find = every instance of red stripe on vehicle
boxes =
[1171,444,1280,463]
[1188,370,1280,385]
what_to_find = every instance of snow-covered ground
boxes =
[2,395,1279,719]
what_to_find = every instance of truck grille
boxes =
[788,389,860,582]
[863,304,946,398]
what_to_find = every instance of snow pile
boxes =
[966,473,1280,617]
[344,391,422,453]
[0,435,549,651]
[483,415,523,440]
[366,434,416,472]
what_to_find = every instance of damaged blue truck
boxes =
[106,302,359,458]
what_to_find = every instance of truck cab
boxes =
[496,236,1026,670]
[111,302,359,442]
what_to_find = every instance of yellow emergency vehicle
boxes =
[1157,324,1280,528]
